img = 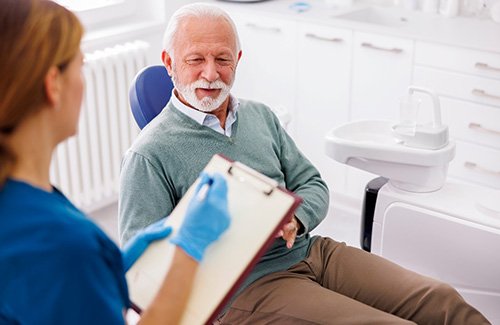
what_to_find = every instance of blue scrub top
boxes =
[0,179,129,324]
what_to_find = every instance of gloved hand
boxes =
[121,218,173,271]
[170,172,231,262]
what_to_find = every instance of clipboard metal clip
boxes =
[228,162,279,196]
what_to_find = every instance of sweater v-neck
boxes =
[165,101,239,141]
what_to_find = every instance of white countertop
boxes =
[209,0,500,54]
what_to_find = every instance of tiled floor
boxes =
[88,202,362,248]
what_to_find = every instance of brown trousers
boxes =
[218,237,490,325]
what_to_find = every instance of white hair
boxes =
[163,3,241,59]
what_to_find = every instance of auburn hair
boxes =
[0,0,83,186]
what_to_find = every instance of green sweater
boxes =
[119,99,329,299]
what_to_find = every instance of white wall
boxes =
[78,0,202,63]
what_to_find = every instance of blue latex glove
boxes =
[121,219,172,271]
[170,172,231,262]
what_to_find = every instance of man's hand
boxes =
[276,217,301,249]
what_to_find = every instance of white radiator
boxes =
[50,40,150,213]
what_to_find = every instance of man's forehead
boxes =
[174,16,237,53]
[180,16,233,35]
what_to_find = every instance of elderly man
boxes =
[119,3,489,324]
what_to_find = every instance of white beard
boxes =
[174,77,233,113]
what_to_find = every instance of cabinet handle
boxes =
[246,23,281,33]
[471,88,500,101]
[305,33,343,43]
[474,62,500,73]
[361,42,403,54]
[468,122,500,136]
[464,161,500,176]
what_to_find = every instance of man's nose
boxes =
[201,60,220,82]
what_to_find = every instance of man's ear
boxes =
[234,50,242,70]
[44,66,62,109]
[162,50,174,76]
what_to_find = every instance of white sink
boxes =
[325,120,456,192]
[334,7,411,27]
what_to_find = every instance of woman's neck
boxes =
[8,113,55,192]
[10,157,52,192]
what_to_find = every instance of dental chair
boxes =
[129,65,174,129]
[129,65,291,130]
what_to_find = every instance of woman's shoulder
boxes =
[0,199,127,325]
[0,179,119,262]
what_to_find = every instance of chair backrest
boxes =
[129,65,174,129]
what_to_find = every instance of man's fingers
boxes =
[276,219,299,247]
[284,222,298,233]
[281,222,298,249]
[283,222,298,238]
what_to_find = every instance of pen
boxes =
[196,178,213,201]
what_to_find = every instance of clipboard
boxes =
[125,154,302,324]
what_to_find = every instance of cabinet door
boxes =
[440,97,500,150]
[413,66,500,109]
[351,32,414,120]
[415,41,500,81]
[449,140,500,189]
[347,32,414,202]
[295,23,352,195]
[229,12,298,134]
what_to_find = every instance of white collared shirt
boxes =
[171,90,240,137]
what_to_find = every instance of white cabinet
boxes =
[347,32,414,201]
[350,32,414,121]
[413,41,500,190]
[294,23,352,196]
[228,12,298,135]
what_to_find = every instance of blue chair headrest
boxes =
[129,65,174,129]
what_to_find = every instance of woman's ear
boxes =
[44,66,62,109]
